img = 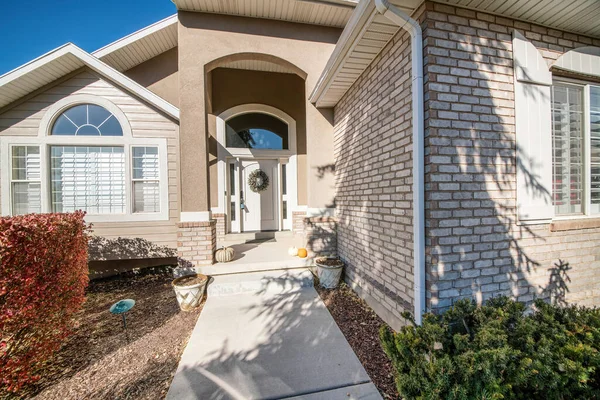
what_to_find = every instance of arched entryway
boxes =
[215,104,298,233]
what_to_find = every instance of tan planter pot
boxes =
[316,257,344,289]
[172,274,208,311]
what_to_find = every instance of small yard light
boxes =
[109,299,135,341]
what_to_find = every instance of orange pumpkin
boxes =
[297,248,308,258]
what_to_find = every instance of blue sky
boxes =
[0,0,176,75]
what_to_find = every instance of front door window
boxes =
[225,113,289,150]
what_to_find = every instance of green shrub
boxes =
[380,297,600,399]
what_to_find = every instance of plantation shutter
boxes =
[50,146,126,214]
[11,146,41,214]
[513,31,554,222]
[131,146,160,213]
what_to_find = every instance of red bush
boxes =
[0,212,90,392]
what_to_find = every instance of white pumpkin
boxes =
[215,246,235,263]
[288,246,298,257]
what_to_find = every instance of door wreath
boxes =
[248,169,270,193]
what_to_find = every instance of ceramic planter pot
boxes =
[172,274,208,311]
[315,257,344,289]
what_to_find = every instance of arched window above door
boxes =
[225,113,288,150]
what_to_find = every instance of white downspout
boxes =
[374,0,426,325]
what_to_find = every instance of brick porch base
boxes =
[177,220,217,267]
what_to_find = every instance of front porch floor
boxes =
[200,233,309,276]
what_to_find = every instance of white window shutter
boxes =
[513,30,554,222]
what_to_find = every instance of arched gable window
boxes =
[51,104,123,136]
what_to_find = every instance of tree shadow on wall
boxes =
[88,236,178,279]
[332,26,574,320]
[89,236,177,261]
[305,197,338,258]
[541,259,571,306]
[305,161,338,258]
[315,163,335,180]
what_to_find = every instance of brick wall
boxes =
[333,22,417,330]
[423,2,600,312]
[213,213,226,244]
[293,211,306,236]
[177,220,217,267]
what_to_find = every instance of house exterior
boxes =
[2,0,600,330]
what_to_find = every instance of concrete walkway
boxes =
[167,269,383,400]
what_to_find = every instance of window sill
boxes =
[549,218,600,232]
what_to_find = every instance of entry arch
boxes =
[205,52,308,80]
[215,103,298,233]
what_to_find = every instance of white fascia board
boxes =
[309,0,377,107]
[0,43,179,121]
[0,43,77,84]
[92,14,178,59]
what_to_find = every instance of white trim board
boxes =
[93,15,178,59]
[180,211,213,222]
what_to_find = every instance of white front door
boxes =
[241,159,279,231]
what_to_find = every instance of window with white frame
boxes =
[132,146,160,213]
[551,81,600,217]
[50,146,126,213]
[11,146,41,215]
[4,102,166,220]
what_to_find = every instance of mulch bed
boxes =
[6,270,203,400]
[316,283,399,400]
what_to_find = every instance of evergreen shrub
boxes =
[380,297,600,399]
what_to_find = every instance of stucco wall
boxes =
[0,69,181,256]
[124,47,179,107]
[208,67,307,207]
[333,26,415,331]
[177,12,340,214]
[423,2,600,312]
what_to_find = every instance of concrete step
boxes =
[220,230,294,245]
[207,268,314,297]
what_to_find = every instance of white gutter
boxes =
[374,0,426,325]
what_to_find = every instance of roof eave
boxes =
[0,43,180,121]
[92,14,178,59]
[309,0,376,107]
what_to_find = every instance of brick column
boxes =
[177,221,217,267]
[293,211,307,235]
[213,213,226,244]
